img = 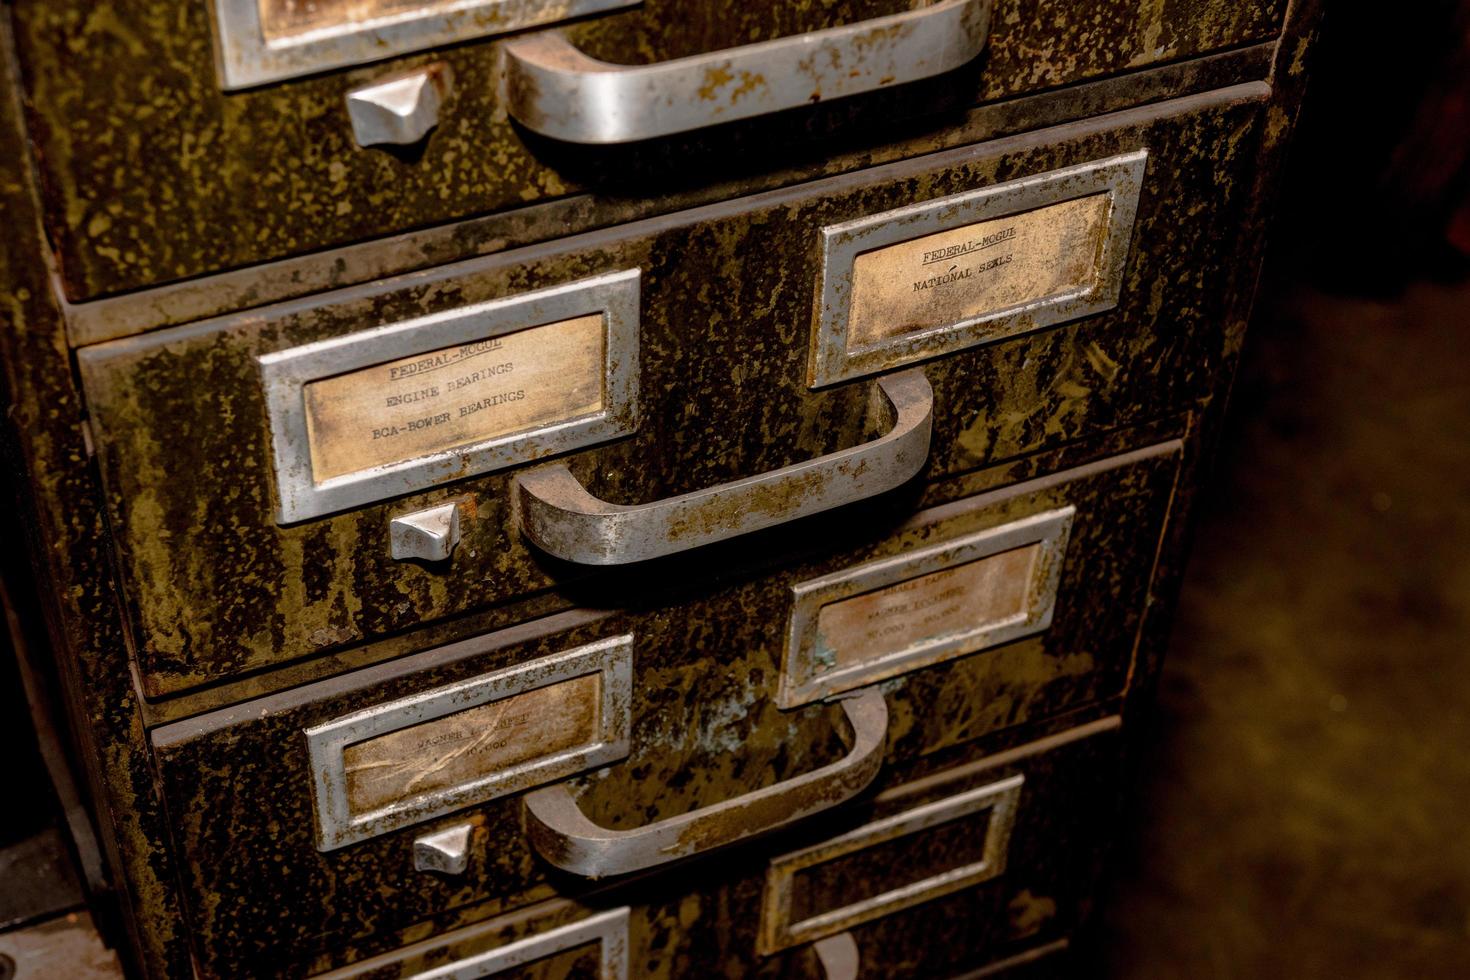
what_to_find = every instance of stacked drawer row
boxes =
[14,0,1285,298]
[1,0,1311,974]
[152,439,1177,975]
[79,90,1258,700]
[64,79,1266,975]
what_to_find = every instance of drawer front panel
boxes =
[81,92,1255,697]
[152,443,1175,976]
[747,717,1123,978]
[313,720,1118,979]
[312,900,631,979]
[16,0,1284,298]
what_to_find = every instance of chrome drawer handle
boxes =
[515,369,933,565]
[522,689,888,878]
[503,0,993,144]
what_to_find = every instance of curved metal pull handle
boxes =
[503,0,992,144]
[516,369,932,565]
[522,689,888,878]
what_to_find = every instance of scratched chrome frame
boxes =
[208,0,639,90]
[413,908,632,980]
[258,269,639,524]
[305,635,632,851]
[808,150,1148,388]
[758,772,1025,953]
[779,507,1075,709]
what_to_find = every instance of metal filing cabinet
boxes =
[0,0,1322,976]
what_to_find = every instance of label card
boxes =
[341,672,602,816]
[259,269,639,524]
[809,152,1146,388]
[813,544,1040,675]
[304,314,604,484]
[847,194,1112,349]
[305,635,632,851]
[779,508,1074,708]
[258,0,465,42]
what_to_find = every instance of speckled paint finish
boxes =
[0,3,1325,977]
[79,90,1260,698]
[0,25,192,980]
[57,42,1276,348]
[11,0,1285,299]
[665,718,1124,979]
[150,444,1174,977]
[294,715,1121,979]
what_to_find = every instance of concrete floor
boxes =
[0,912,124,980]
[1098,273,1470,977]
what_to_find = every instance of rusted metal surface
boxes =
[56,43,1278,347]
[281,711,1099,977]
[571,716,1117,979]
[516,369,931,565]
[9,0,1289,299]
[779,506,1074,708]
[0,2,1327,976]
[145,443,1178,976]
[0,21,195,980]
[503,0,991,144]
[522,689,887,879]
[76,90,1262,699]
[758,769,1024,953]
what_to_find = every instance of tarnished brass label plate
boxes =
[779,508,1074,708]
[305,635,632,851]
[809,152,1147,387]
[304,313,604,484]
[258,270,639,524]
[758,771,1025,954]
[342,672,602,816]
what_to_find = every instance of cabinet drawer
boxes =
[15,0,1284,298]
[310,719,1117,979]
[313,900,633,979]
[150,442,1174,976]
[82,91,1254,698]
[687,716,1122,979]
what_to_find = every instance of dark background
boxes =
[1098,1,1470,975]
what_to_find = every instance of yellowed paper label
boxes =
[259,0,463,41]
[304,314,604,484]
[342,673,602,814]
[814,545,1041,671]
[846,194,1112,348]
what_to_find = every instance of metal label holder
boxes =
[305,634,633,851]
[207,0,639,90]
[779,507,1075,709]
[412,907,632,980]
[258,269,639,524]
[809,151,1148,388]
[758,772,1025,954]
